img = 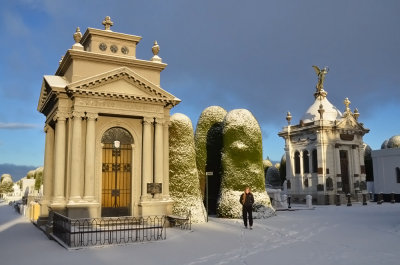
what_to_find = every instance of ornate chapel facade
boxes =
[278,67,369,204]
[37,17,180,219]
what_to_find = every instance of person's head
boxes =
[245,187,251,194]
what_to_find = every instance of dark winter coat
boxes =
[240,192,254,209]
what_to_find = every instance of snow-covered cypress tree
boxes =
[217,109,274,218]
[194,106,227,213]
[169,113,207,223]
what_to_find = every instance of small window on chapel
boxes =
[294,151,300,174]
[396,167,400,183]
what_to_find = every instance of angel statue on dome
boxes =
[312,65,329,91]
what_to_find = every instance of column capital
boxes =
[155,118,165,125]
[53,112,69,122]
[72,110,85,119]
[86,112,98,120]
[143,117,153,125]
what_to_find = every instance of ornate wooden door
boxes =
[101,127,133,217]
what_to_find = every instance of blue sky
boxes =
[0,0,399,167]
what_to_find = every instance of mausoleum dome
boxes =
[301,97,342,123]
[1,174,13,184]
[363,144,372,157]
[387,135,400,149]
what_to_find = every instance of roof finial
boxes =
[312,65,329,99]
[344,97,351,111]
[286,111,292,125]
[353,108,360,121]
[318,104,325,120]
[151,40,162,63]
[102,16,113,31]
[343,97,353,117]
[72,27,84,50]
[73,27,82,43]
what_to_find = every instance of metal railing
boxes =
[52,212,166,248]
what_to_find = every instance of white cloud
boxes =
[0,123,39,130]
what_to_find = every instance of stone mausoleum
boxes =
[37,17,180,219]
[278,66,369,204]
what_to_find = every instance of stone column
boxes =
[154,118,164,198]
[69,111,85,202]
[52,112,68,204]
[84,113,98,201]
[142,117,153,199]
[299,151,304,190]
[163,120,170,199]
[41,124,54,214]
[335,146,342,192]
[352,146,360,192]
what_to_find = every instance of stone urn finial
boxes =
[102,16,114,31]
[152,41,160,55]
[73,27,82,43]
[353,108,360,121]
[286,111,292,125]
[151,40,162,62]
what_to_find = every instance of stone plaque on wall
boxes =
[147,183,162,194]
[340,134,354,141]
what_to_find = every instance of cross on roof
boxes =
[102,16,113,31]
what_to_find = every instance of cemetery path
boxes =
[1,203,399,265]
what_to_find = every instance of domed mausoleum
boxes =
[278,66,369,204]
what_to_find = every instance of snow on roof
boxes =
[301,96,342,123]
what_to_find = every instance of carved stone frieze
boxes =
[74,97,164,115]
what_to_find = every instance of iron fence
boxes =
[52,212,166,248]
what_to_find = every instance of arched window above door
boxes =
[101,127,133,145]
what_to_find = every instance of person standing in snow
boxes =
[240,187,254,229]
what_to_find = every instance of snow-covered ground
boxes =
[0,202,399,265]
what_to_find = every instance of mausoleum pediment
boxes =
[38,67,181,113]
[67,67,180,105]
[335,115,369,135]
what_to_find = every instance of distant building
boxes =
[371,135,400,201]
[37,17,180,219]
[278,67,369,204]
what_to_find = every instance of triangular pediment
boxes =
[336,114,369,133]
[67,67,180,104]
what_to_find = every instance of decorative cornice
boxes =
[80,27,142,46]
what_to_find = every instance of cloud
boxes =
[0,123,40,130]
